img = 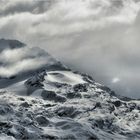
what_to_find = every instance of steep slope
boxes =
[0,40,140,140]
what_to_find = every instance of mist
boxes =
[0,0,140,98]
[0,47,53,77]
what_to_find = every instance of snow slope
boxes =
[0,39,140,140]
[44,71,86,85]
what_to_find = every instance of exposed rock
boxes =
[18,98,25,101]
[67,92,82,99]
[0,104,13,115]
[55,106,81,118]
[112,100,122,107]
[41,90,66,102]
[35,115,49,126]
[20,102,30,108]
[73,83,88,92]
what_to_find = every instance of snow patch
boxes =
[44,71,86,85]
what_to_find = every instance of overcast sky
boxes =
[0,0,140,98]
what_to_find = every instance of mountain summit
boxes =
[0,39,25,51]
[0,40,140,140]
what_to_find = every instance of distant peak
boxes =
[0,38,26,51]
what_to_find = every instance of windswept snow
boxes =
[44,71,86,85]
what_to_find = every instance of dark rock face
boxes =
[128,102,137,111]
[0,121,12,133]
[95,102,102,108]
[66,92,82,99]
[112,100,122,107]
[18,98,25,101]
[0,104,13,115]
[73,83,88,92]
[55,106,81,118]
[25,75,44,88]
[20,102,30,108]
[35,115,49,126]
[41,90,66,103]
[56,95,67,103]
[41,90,56,100]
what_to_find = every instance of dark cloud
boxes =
[0,0,52,16]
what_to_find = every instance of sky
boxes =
[0,0,140,98]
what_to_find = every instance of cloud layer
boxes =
[0,0,140,98]
[0,46,53,77]
[0,0,140,39]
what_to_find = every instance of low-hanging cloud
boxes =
[0,0,140,98]
[0,46,53,77]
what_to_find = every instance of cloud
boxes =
[112,78,121,83]
[0,0,140,98]
[0,0,51,16]
[0,0,139,39]
[0,46,53,77]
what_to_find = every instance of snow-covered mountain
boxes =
[0,39,140,140]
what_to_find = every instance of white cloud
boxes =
[0,0,140,38]
[112,77,120,83]
[0,47,53,77]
